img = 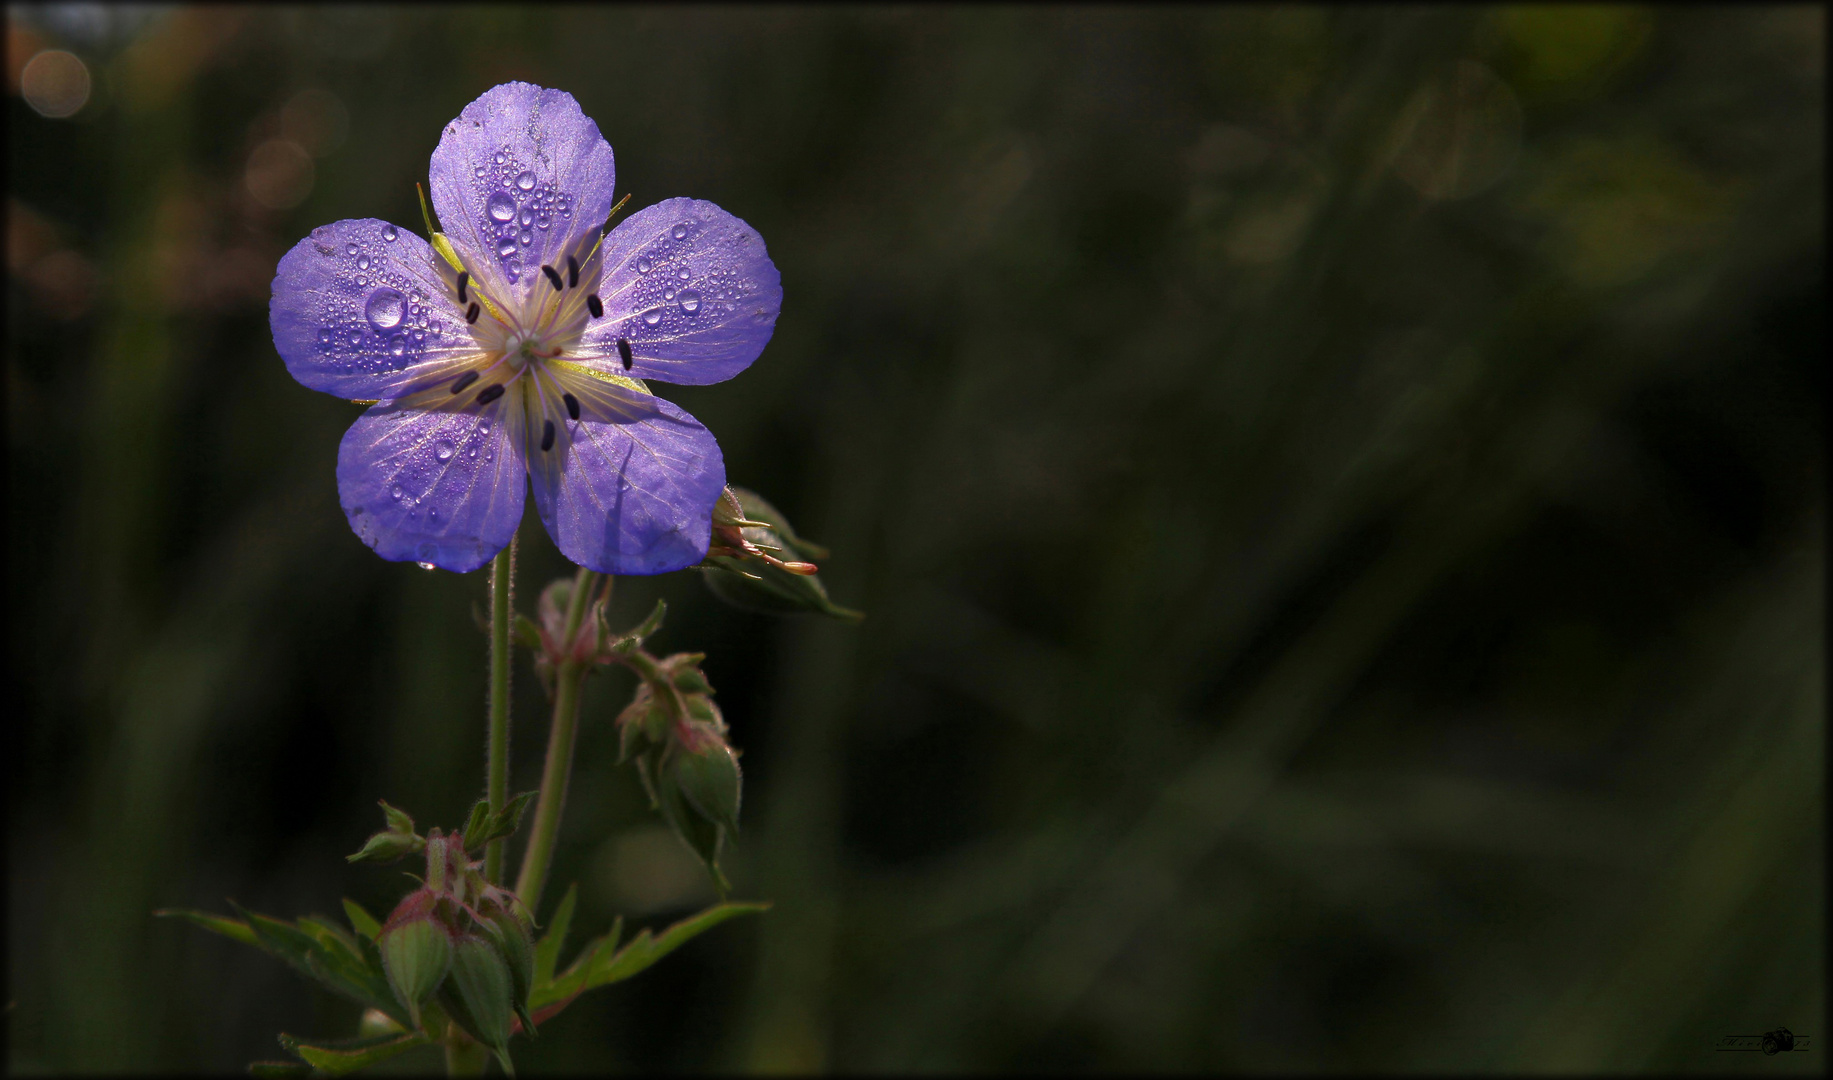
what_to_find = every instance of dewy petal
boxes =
[575,198,782,386]
[526,375,726,575]
[337,394,527,573]
[272,220,481,400]
[428,82,616,302]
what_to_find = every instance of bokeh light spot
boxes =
[21,49,90,118]
[246,139,314,209]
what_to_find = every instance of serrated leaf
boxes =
[528,916,621,1011]
[342,898,381,940]
[231,903,410,1028]
[278,1030,429,1076]
[588,902,767,989]
[532,884,577,988]
[154,908,258,947]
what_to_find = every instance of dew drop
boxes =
[677,289,702,315]
[383,225,397,242]
[389,337,407,357]
[678,267,690,280]
[497,238,518,257]
[357,253,371,270]
[414,330,426,343]
[417,561,436,571]
[673,225,688,239]
[642,308,664,326]
[520,208,533,226]
[494,150,506,164]
[390,484,404,500]
[515,170,535,191]
[480,420,492,435]
[664,288,675,301]
[636,256,652,274]
[519,229,533,245]
[434,439,455,462]
[364,287,407,330]
[317,329,332,345]
[347,330,363,347]
[474,165,487,178]
[487,191,516,222]
[346,242,359,255]
[536,214,551,230]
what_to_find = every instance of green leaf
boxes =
[154,908,258,947]
[342,898,381,940]
[277,1030,429,1076]
[588,902,768,989]
[532,884,577,988]
[228,903,410,1028]
[529,917,621,1011]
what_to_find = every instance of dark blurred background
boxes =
[7,4,1823,1073]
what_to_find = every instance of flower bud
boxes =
[701,487,861,620]
[669,726,742,837]
[478,897,537,1036]
[377,891,454,1030]
[437,933,517,1066]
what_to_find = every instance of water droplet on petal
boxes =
[357,253,371,270]
[678,267,690,280]
[642,308,664,326]
[317,329,332,345]
[536,214,550,230]
[515,170,535,191]
[475,166,487,178]
[434,439,455,462]
[346,242,359,255]
[520,208,533,226]
[672,225,688,239]
[389,336,407,357]
[664,288,675,301]
[347,330,363,346]
[391,484,404,500]
[487,191,516,222]
[677,289,701,315]
[519,229,533,245]
[364,288,407,330]
[636,257,652,273]
[494,151,506,164]
[383,225,397,242]
[418,561,436,571]
[497,238,518,257]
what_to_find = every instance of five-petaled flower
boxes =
[270,83,781,574]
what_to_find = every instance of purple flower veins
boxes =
[270,83,781,574]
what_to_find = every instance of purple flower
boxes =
[270,83,781,574]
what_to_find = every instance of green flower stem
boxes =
[484,535,516,885]
[514,566,602,915]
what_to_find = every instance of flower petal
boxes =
[271,219,480,400]
[526,373,725,575]
[337,396,527,573]
[428,82,616,302]
[575,198,781,386]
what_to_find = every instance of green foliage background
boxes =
[7,5,1822,1073]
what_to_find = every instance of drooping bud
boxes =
[670,723,743,838]
[437,933,517,1072]
[478,896,537,1036]
[377,890,454,1031]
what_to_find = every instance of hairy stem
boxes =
[443,1021,488,1077]
[514,566,602,914]
[484,535,516,884]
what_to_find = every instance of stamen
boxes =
[563,393,580,421]
[450,371,480,394]
[541,420,556,452]
[586,294,603,319]
[456,271,469,304]
[542,264,563,290]
[466,302,481,324]
[567,255,579,288]
[617,337,633,370]
[476,384,505,405]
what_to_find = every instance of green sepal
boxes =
[342,898,381,940]
[469,791,539,849]
[653,764,731,896]
[513,613,542,649]
[615,598,668,649]
[670,739,743,837]
[480,902,537,1036]
[532,884,577,988]
[379,918,453,1030]
[276,1030,430,1076]
[379,801,416,836]
[154,908,258,947]
[463,799,493,849]
[437,935,516,1063]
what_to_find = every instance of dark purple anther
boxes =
[542,264,563,290]
[564,393,580,421]
[586,294,602,319]
[450,371,480,394]
[456,271,469,304]
[466,302,481,324]
[541,420,556,451]
[617,337,633,369]
[566,256,579,288]
[476,383,505,405]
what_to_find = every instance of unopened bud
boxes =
[437,933,517,1067]
[700,488,860,620]
[378,891,454,1030]
[478,898,537,1036]
[669,730,743,837]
